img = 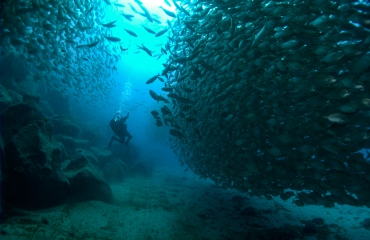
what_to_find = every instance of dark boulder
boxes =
[130,161,154,177]
[22,93,40,109]
[0,55,39,96]
[0,85,13,109]
[302,221,318,235]
[79,122,103,146]
[362,218,370,230]
[7,89,22,105]
[74,150,99,166]
[64,153,114,203]
[40,88,71,115]
[252,225,300,240]
[1,137,4,195]
[241,206,258,217]
[231,195,244,204]
[54,134,76,155]
[312,217,325,225]
[109,142,130,160]
[51,115,80,138]
[0,103,45,144]
[3,120,70,209]
[75,139,91,150]
[103,160,129,183]
[91,147,114,167]
[52,139,67,162]
[54,135,92,157]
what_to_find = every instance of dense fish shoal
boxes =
[153,0,370,208]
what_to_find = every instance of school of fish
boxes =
[1,0,129,106]
[149,0,370,208]
[1,0,370,207]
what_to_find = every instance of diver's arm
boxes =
[122,112,129,121]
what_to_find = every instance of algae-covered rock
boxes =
[103,160,128,183]
[0,84,13,109]
[79,122,104,146]
[51,115,80,138]
[3,120,69,209]
[64,154,114,203]
[0,103,45,143]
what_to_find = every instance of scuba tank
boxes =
[113,112,121,121]
[110,113,121,134]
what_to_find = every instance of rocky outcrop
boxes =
[54,134,76,155]
[0,103,45,143]
[3,120,70,209]
[22,93,40,109]
[40,88,71,115]
[1,137,4,183]
[91,147,114,167]
[54,135,92,157]
[103,159,129,183]
[51,115,80,138]
[0,55,39,97]
[1,103,114,210]
[64,153,114,203]
[130,161,154,177]
[76,139,91,149]
[75,150,99,166]
[7,89,23,106]
[0,85,13,110]
[79,122,103,146]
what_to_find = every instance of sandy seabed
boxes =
[1,166,369,240]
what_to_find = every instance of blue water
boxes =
[1,0,370,239]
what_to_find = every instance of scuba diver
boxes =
[108,112,132,148]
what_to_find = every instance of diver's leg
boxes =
[108,136,116,148]
[109,136,124,147]
[125,132,132,146]
[115,137,125,145]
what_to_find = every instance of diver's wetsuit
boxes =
[109,113,132,148]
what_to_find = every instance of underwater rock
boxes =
[7,89,22,106]
[0,55,38,96]
[55,135,93,157]
[0,55,27,82]
[0,137,4,183]
[51,115,80,138]
[109,142,130,160]
[231,195,245,210]
[130,161,154,177]
[64,154,114,203]
[55,134,76,155]
[41,89,71,115]
[39,100,54,117]
[70,151,99,168]
[0,85,12,109]
[74,151,99,167]
[302,221,318,235]
[231,195,244,204]
[103,160,129,183]
[362,218,370,230]
[312,217,325,225]
[91,147,114,167]
[251,225,300,240]
[75,139,91,150]
[241,206,258,217]
[22,94,40,109]
[79,122,103,146]
[53,139,67,161]
[3,120,70,209]
[0,103,45,143]
[262,209,273,214]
